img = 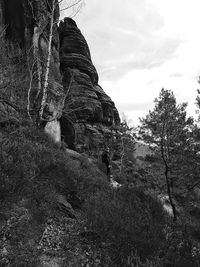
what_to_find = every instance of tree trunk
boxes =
[39,0,56,120]
[33,19,48,99]
[120,137,125,179]
[161,120,177,222]
[164,164,177,222]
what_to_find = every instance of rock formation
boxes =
[59,18,120,152]
[0,0,64,124]
[0,0,120,152]
[59,18,120,126]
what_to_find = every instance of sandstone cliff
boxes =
[0,0,120,151]
[59,17,120,151]
[0,0,63,127]
[60,18,120,126]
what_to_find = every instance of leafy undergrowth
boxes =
[0,123,109,266]
[0,209,112,266]
[37,212,113,267]
[1,123,200,266]
[84,186,166,266]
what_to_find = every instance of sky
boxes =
[62,0,200,126]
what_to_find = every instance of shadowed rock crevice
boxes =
[4,0,25,46]
[60,116,76,150]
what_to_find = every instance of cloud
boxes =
[98,38,180,80]
[170,73,184,78]
[73,0,181,81]
[62,0,200,126]
[117,102,153,112]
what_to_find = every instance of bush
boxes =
[162,226,199,267]
[0,122,109,213]
[0,201,42,266]
[0,123,109,264]
[0,123,85,223]
[84,186,166,265]
[76,163,110,202]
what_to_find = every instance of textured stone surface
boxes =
[59,18,120,126]
[0,0,64,122]
[0,2,120,150]
[59,18,120,149]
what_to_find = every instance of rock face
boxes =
[0,0,4,33]
[59,18,120,126]
[59,18,120,151]
[0,1,120,151]
[0,0,64,121]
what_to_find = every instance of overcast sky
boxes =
[63,0,200,126]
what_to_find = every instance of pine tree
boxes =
[110,120,136,183]
[139,88,193,221]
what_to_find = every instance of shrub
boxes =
[84,186,166,265]
[0,123,82,218]
[0,202,42,266]
[0,122,109,212]
[162,226,199,267]
[0,122,107,264]
[76,163,110,202]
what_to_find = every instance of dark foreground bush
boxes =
[162,224,200,267]
[0,123,110,264]
[0,125,72,200]
[84,186,166,265]
[0,124,75,263]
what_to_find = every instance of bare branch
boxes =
[61,70,74,110]
[45,0,53,12]
[70,3,84,18]
[28,0,36,20]
[0,26,7,38]
[60,0,82,12]
[0,98,19,111]
[27,67,37,121]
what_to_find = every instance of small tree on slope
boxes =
[139,88,193,221]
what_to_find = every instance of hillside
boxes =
[1,1,200,266]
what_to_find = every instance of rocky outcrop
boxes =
[0,0,64,122]
[59,18,120,126]
[0,1,120,151]
[59,18,120,151]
